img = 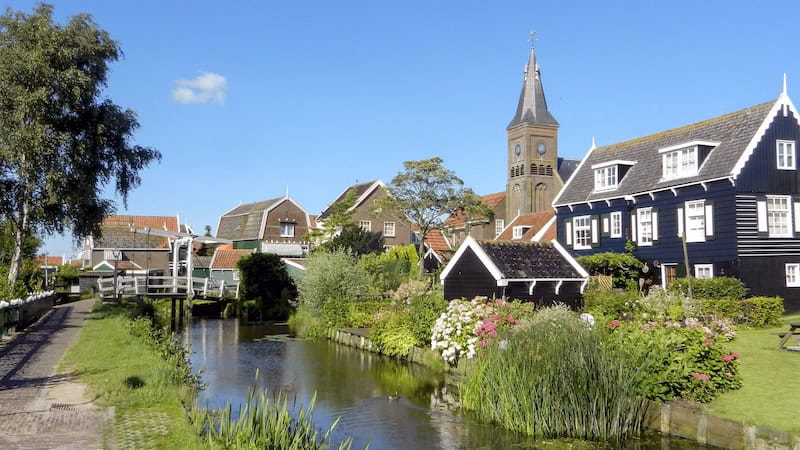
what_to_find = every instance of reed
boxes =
[197,374,352,450]
[460,309,648,443]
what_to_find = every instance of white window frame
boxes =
[767,196,792,237]
[694,264,713,279]
[383,221,396,237]
[573,216,591,250]
[610,212,622,238]
[232,270,240,281]
[594,166,618,191]
[661,146,698,179]
[279,222,295,238]
[685,200,706,243]
[359,220,372,232]
[777,140,796,170]
[786,263,800,287]
[495,219,505,237]
[637,208,653,246]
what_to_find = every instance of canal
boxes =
[184,318,713,449]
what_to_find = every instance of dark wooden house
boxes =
[553,83,800,312]
[439,236,588,308]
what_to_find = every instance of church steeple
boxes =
[507,45,558,129]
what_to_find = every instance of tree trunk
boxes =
[7,200,30,289]
[418,233,426,279]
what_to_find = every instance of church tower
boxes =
[506,42,561,220]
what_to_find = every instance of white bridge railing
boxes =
[97,276,239,299]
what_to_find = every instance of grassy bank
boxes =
[707,313,800,433]
[61,302,202,449]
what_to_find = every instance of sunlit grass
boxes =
[61,302,203,448]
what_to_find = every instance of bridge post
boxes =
[170,298,177,332]
[178,297,184,329]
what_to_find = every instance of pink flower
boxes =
[731,352,739,360]
[702,338,711,345]
[722,355,734,363]
[488,330,497,338]
[479,340,489,348]
[607,320,621,328]
[691,372,710,382]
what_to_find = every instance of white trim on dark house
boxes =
[439,236,504,283]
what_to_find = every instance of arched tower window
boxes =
[530,164,538,175]
[545,165,553,176]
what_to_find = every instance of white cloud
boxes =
[171,72,227,104]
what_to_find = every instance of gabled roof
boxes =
[318,180,384,220]
[440,236,588,283]
[495,211,555,242]
[425,229,452,253]
[94,226,170,249]
[92,260,142,272]
[217,197,283,241]
[210,248,253,270]
[554,97,782,206]
[103,215,179,232]
[445,192,506,228]
[507,46,558,128]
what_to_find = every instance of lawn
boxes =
[61,302,203,449]
[707,313,800,433]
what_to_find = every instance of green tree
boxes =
[459,190,495,237]
[306,187,360,242]
[237,253,296,320]
[323,224,384,256]
[0,4,161,288]
[380,157,470,277]
[297,249,368,313]
[0,220,40,266]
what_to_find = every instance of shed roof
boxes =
[94,226,170,249]
[210,249,253,270]
[103,215,179,232]
[495,211,555,242]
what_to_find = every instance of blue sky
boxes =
[11,1,800,257]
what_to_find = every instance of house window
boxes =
[594,166,618,191]
[662,146,698,179]
[777,140,796,170]
[786,263,800,287]
[573,216,591,249]
[695,264,713,279]
[495,219,504,237]
[279,222,295,237]
[512,226,523,240]
[637,208,653,246]
[610,212,622,238]
[360,220,372,232]
[383,221,396,237]
[767,196,792,237]
[685,200,706,243]
[232,270,240,281]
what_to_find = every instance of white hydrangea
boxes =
[431,297,492,364]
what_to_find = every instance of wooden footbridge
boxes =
[97,275,239,300]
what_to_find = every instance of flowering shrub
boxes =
[431,297,534,365]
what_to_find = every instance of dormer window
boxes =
[512,226,531,239]
[591,160,635,192]
[659,140,718,180]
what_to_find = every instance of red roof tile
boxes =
[210,249,253,270]
[35,255,64,266]
[309,215,318,229]
[445,192,506,228]
[424,229,451,253]
[495,211,555,242]
[103,215,179,232]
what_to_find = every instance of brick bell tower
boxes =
[506,40,561,220]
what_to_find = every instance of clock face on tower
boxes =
[514,144,521,157]
[537,143,546,155]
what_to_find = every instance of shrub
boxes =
[741,296,784,327]
[407,291,447,344]
[392,279,428,302]
[461,309,648,442]
[237,253,296,320]
[697,297,743,321]
[357,245,418,294]
[297,249,368,313]
[576,252,643,289]
[583,287,641,320]
[638,288,700,322]
[668,277,747,301]
[370,308,419,357]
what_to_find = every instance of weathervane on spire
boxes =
[529,29,537,48]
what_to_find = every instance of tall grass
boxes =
[195,375,352,449]
[460,307,648,443]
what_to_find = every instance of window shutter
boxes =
[631,214,637,242]
[757,200,768,233]
[652,208,659,244]
[705,201,714,239]
[601,214,610,237]
[591,217,599,246]
[677,207,684,237]
[794,201,800,234]
[566,221,573,246]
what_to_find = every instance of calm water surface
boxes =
[184,318,712,450]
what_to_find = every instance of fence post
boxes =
[203,278,209,297]
[219,280,225,298]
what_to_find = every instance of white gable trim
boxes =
[732,94,800,179]
[552,140,597,207]
[439,236,504,284]
[531,215,557,242]
[349,180,386,212]
[658,140,720,154]
[423,247,443,264]
[552,240,590,278]
[590,159,637,169]
[556,175,733,208]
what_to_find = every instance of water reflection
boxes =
[184,318,712,450]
